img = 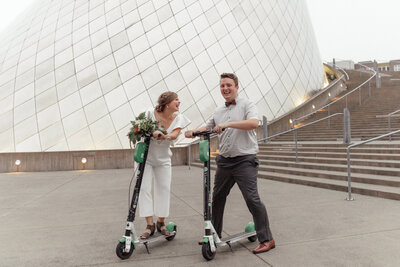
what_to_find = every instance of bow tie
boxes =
[225,100,236,107]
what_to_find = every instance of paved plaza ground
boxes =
[1,166,400,266]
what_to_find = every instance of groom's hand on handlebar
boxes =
[184,130,195,138]
[213,123,229,134]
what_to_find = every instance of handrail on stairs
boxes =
[172,133,219,170]
[258,113,344,162]
[331,63,349,80]
[345,129,400,201]
[376,109,400,141]
[294,63,376,126]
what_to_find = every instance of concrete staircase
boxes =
[191,143,400,200]
[272,81,400,142]
[191,71,400,200]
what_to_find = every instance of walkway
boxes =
[1,166,400,266]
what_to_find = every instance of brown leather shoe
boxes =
[252,239,275,254]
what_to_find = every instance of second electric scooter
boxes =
[116,136,177,259]
[193,130,257,261]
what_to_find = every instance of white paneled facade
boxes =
[0,0,324,152]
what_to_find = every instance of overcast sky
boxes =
[0,1,399,63]
[0,0,35,34]
[306,0,400,63]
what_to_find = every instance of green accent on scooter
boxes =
[199,140,209,162]
[119,237,136,249]
[202,237,209,243]
[134,142,147,163]
[245,222,255,233]
[166,222,177,232]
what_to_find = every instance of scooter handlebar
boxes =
[192,128,225,137]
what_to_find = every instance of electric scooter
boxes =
[192,130,257,261]
[116,136,177,259]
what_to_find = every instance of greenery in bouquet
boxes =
[127,112,166,145]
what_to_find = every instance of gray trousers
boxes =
[212,154,273,243]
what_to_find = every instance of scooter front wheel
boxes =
[116,241,134,260]
[202,242,216,261]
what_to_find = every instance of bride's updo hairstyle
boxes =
[155,91,178,112]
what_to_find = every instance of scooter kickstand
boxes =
[226,241,234,253]
[144,242,151,254]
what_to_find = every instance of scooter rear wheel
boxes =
[248,235,257,242]
[116,241,134,260]
[202,242,216,261]
[165,222,177,241]
[166,234,175,241]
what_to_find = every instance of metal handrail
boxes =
[332,64,350,80]
[376,109,400,141]
[345,128,400,200]
[172,139,200,170]
[258,113,344,162]
[293,75,345,125]
[294,63,376,126]
[259,113,343,142]
[172,133,220,169]
[325,62,350,80]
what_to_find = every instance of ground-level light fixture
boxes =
[15,160,21,166]
[328,92,331,97]
[81,157,87,164]
[289,119,293,124]
[312,105,315,109]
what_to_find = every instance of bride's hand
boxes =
[153,130,163,139]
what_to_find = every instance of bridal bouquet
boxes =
[127,112,166,144]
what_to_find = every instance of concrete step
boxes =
[193,159,400,187]
[257,150,400,160]
[256,171,400,201]
[256,154,400,168]
[189,162,400,201]
[258,142,400,148]
[272,139,400,142]
[259,146,400,154]
[258,159,400,177]
[271,127,400,132]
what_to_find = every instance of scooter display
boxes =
[192,130,257,261]
[116,136,177,259]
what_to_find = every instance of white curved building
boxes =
[0,0,324,153]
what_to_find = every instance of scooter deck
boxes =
[219,231,256,245]
[137,231,177,244]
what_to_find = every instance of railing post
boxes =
[188,145,191,170]
[343,108,351,144]
[389,114,392,141]
[262,116,268,143]
[346,147,354,201]
[368,80,371,96]
[376,72,381,89]
[345,95,348,109]
[294,128,298,162]
[359,87,362,106]
[328,105,330,128]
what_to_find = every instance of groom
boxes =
[185,73,275,254]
